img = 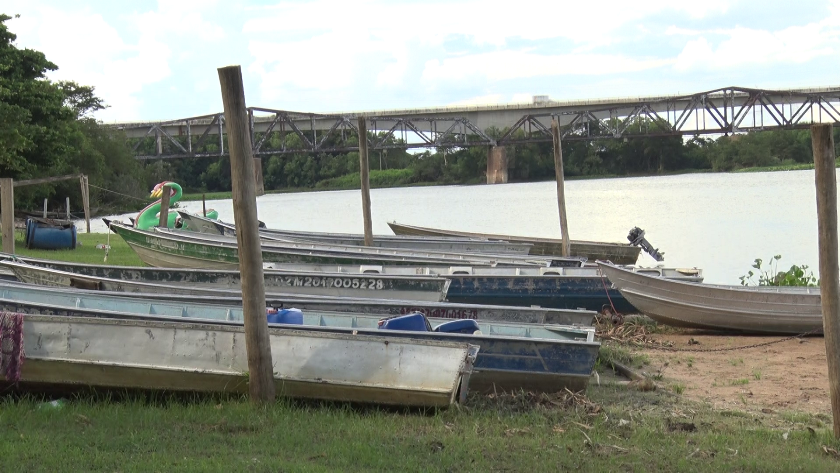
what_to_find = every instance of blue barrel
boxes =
[266,307,303,325]
[25,219,77,250]
[433,319,480,334]
[378,313,431,332]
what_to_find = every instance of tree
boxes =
[0,14,147,211]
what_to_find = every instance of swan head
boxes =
[150,181,175,199]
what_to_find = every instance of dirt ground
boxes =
[630,330,830,415]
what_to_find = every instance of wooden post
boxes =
[80,175,91,233]
[218,65,275,403]
[65,197,70,220]
[43,198,48,218]
[551,118,571,257]
[254,158,265,196]
[1,178,14,254]
[158,184,171,228]
[202,194,207,217]
[357,116,374,246]
[813,123,840,437]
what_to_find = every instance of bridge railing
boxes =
[113,86,840,160]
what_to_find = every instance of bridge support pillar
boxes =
[486,146,508,184]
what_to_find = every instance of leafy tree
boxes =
[0,14,147,211]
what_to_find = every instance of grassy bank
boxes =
[5,231,143,266]
[2,384,838,471]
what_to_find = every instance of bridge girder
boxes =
[114,86,840,160]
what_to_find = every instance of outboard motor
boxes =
[627,227,664,262]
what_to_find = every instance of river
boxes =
[87,169,838,285]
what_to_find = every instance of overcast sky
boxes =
[7,0,840,122]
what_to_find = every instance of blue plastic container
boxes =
[266,308,304,325]
[434,319,480,334]
[25,219,77,250]
[378,313,431,332]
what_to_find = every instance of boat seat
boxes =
[377,313,431,332]
[433,319,480,334]
[266,307,304,325]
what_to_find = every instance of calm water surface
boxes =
[92,170,839,284]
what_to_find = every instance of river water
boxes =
[88,169,839,285]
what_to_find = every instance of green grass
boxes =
[2,386,839,472]
[3,230,143,266]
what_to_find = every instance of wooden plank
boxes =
[1,178,14,254]
[551,118,571,257]
[813,123,840,437]
[217,64,275,403]
[357,116,374,247]
[158,184,171,228]
[13,174,81,187]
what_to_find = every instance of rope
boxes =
[598,264,624,324]
[87,183,149,203]
[607,328,822,353]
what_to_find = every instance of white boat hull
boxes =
[597,262,823,334]
[6,315,477,407]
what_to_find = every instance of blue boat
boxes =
[0,281,600,393]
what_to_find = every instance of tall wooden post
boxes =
[813,123,840,437]
[65,197,70,220]
[202,194,207,217]
[80,175,91,233]
[1,178,14,254]
[158,184,171,228]
[254,158,265,196]
[551,118,571,257]
[218,65,275,403]
[357,116,374,246]
[43,199,48,218]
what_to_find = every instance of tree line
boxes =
[3,12,839,215]
[142,124,840,196]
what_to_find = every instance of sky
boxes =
[6,0,840,123]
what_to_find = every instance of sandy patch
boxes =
[629,331,830,415]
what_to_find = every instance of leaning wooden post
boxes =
[1,178,14,254]
[80,175,91,233]
[551,118,571,257]
[218,65,275,403]
[202,193,207,217]
[813,123,840,437]
[357,116,374,247]
[158,184,171,228]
